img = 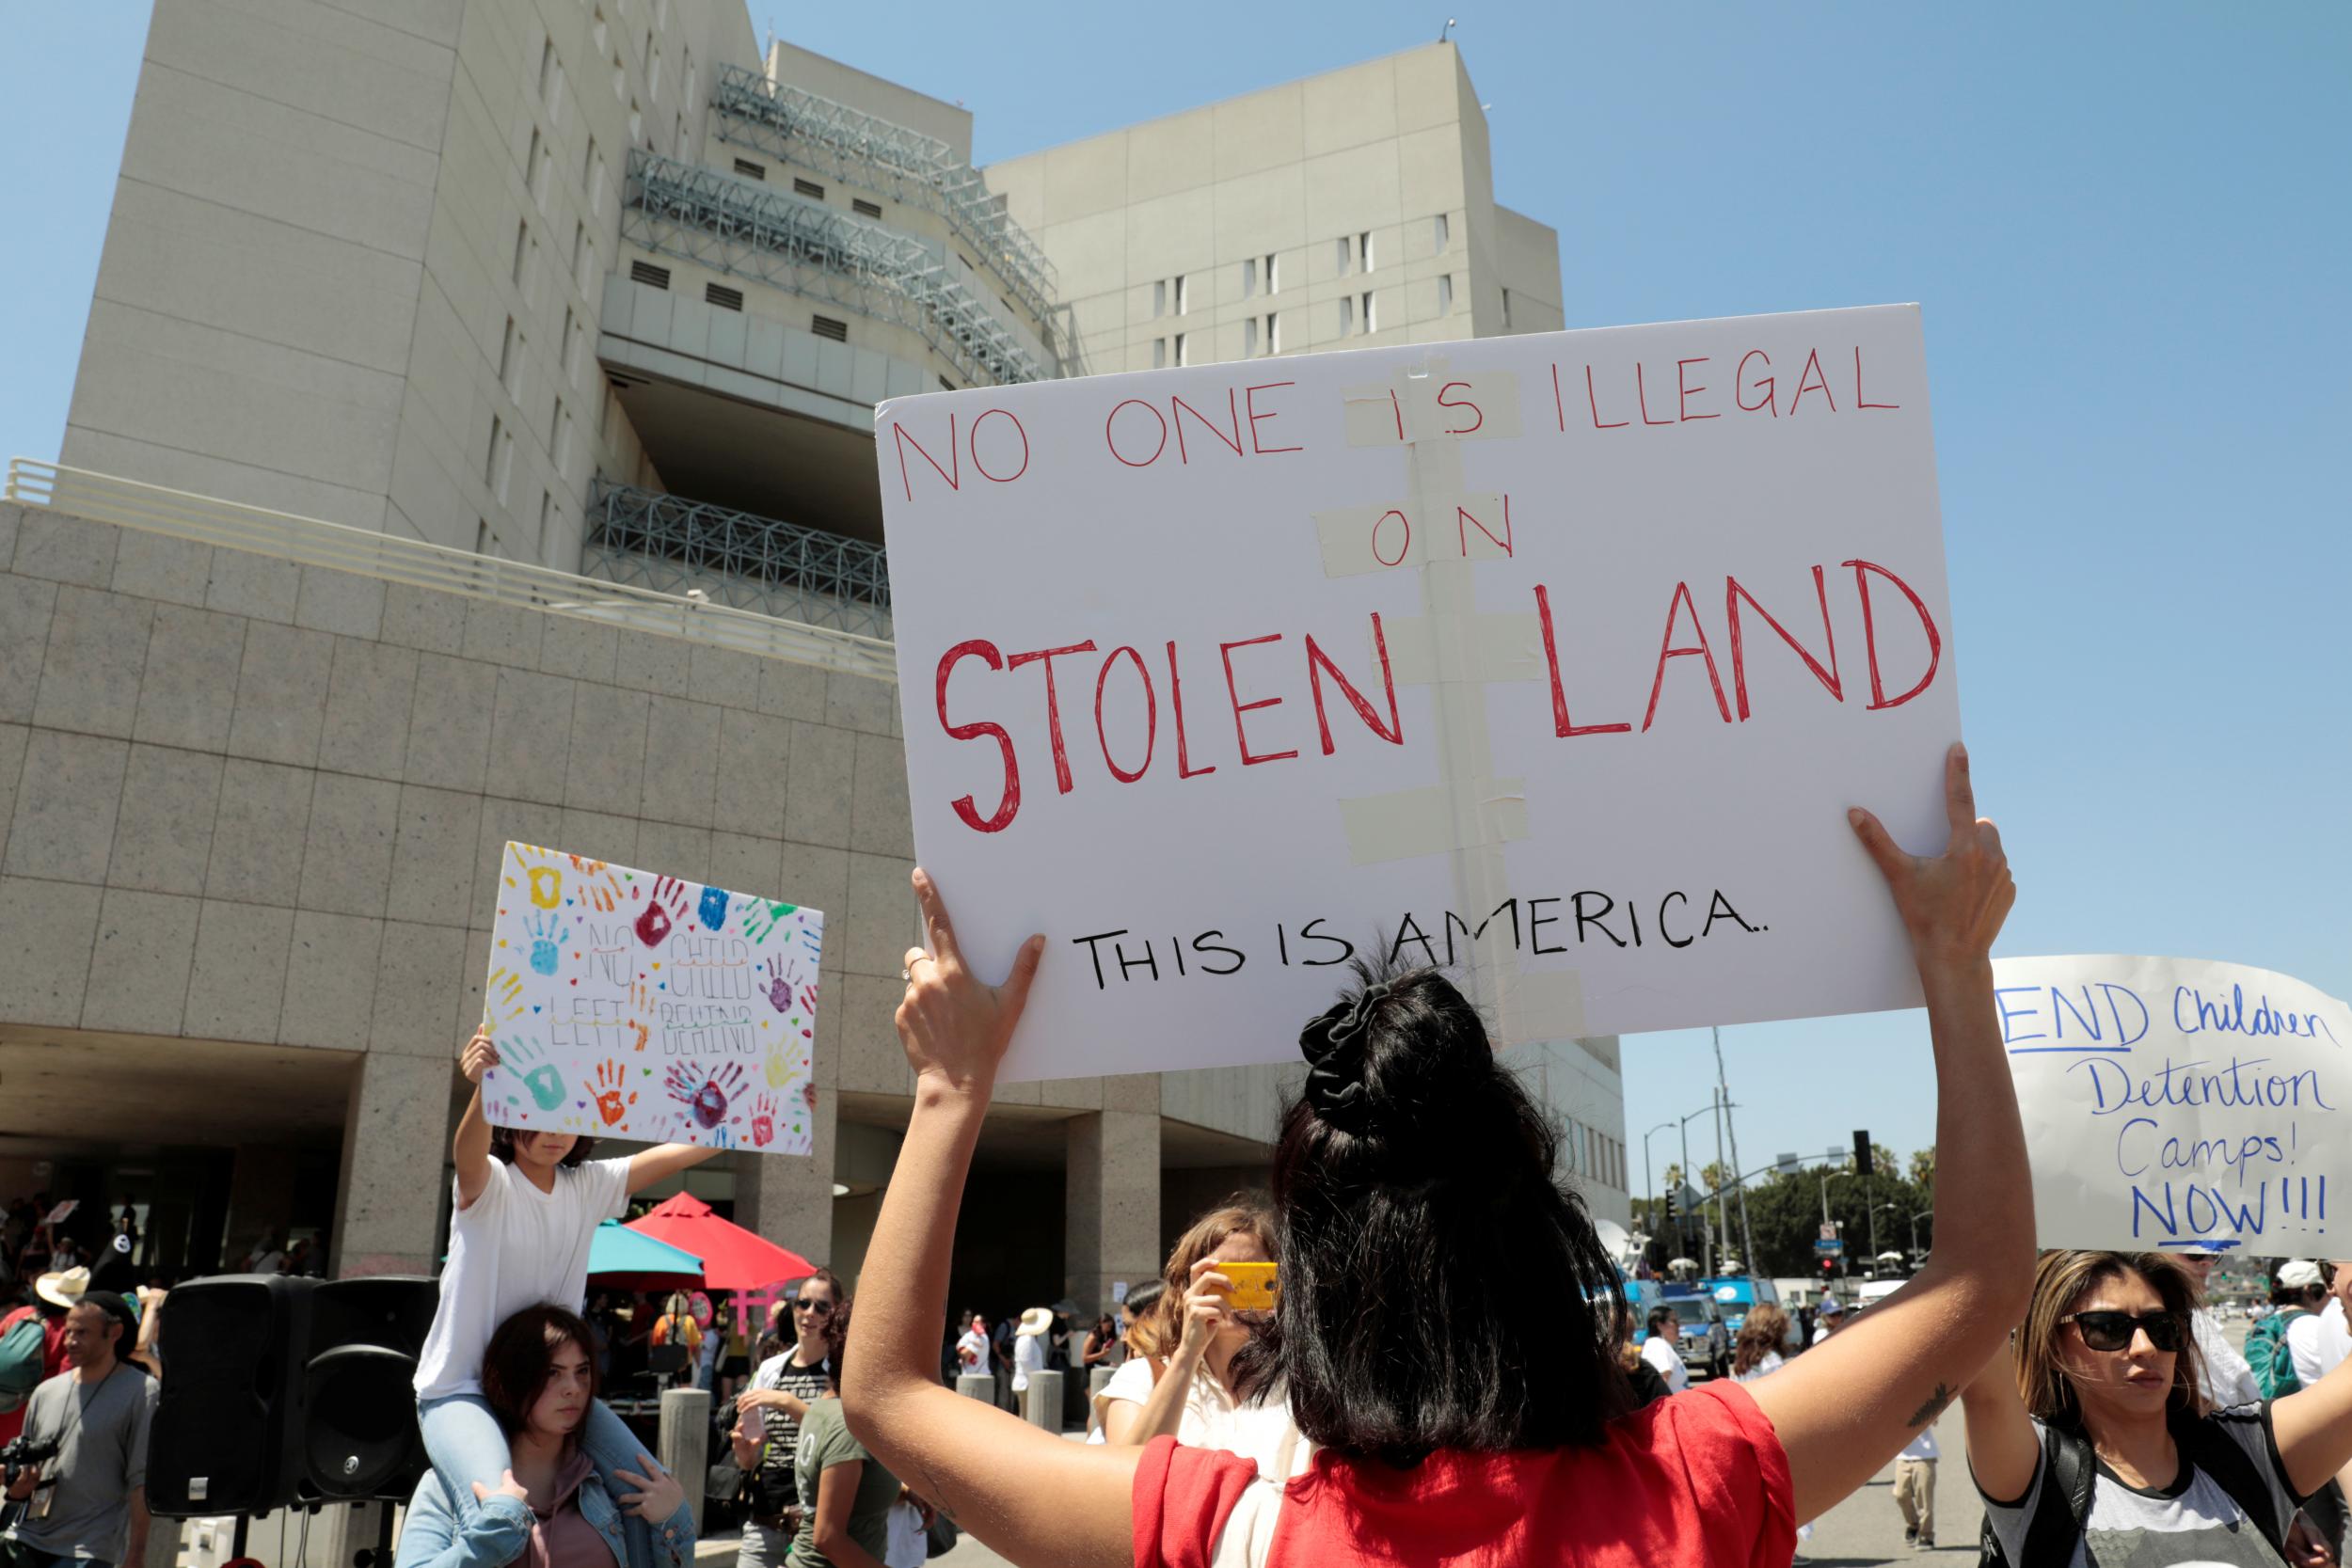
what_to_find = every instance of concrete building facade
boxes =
[11,0,1628,1323]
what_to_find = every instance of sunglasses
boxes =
[2060,1309,2185,1353]
[793,1298,835,1316]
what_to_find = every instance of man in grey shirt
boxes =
[2,1293,155,1568]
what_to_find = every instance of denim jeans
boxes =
[417,1392,661,1566]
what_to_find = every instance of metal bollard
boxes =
[955,1371,996,1403]
[1021,1369,1064,1432]
[659,1386,713,1530]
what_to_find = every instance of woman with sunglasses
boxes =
[1965,1250,2352,1566]
[843,746,2049,1566]
[732,1271,848,1568]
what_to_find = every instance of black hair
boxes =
[489,1126,596,1166]
[1232,957,1633,1467]
[1122,1280,1167,1319]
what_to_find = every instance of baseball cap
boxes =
[2278,1259,2325,1289]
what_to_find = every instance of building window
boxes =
[538,491,555,558]
[1336,235,1351,276]
[648,49,661,102]
[523,235,541,304]
[1433,213,1449,252]
[1243,316,1257,356]
[628,99,643,146]
[476,518,494,556]
[1359,230,1374,272]
[498,317,521,399]
[810,314,849,341]
[1437,274,1454,314]
[577,234,596,295]
[1241,258,1257,299]
[1338,294,1353,335]
[1172,331,1186,366]
[548,390,563,447]
[1360,290,1375,334]
[1264,252,1279,293]
[1152,279,1166,318]
[528,129,549,211]
[852,198,882,218]
[1152,338,1166,369]
[485,415,512,501]
[586,138,605,215]
[537,37,556,101]
[563,308,581,385]
[554,404,574,476]
[705,281,743,311]
[512,219,529,287]
[939,375,956,391]
[591,8,608,56]
[793,177,824,199]
[629,260,670,289]
[734,157,766,180]
[1264,311,1279,354]
[1502,287,1512,328]
[1173,274,1187,315]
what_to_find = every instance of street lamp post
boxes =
[1642,1119,1677,1266]
[1872,1202,1900,1275]
[1673,1100,1721,1273]
[1910,1210,1932,1260]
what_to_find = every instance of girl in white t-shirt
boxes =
[412,1030,720,1566]
[1095,1204,1311,1481]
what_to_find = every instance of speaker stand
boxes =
[350,1502,394,1568]
[231,1515,249,1561]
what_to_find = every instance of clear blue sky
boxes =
[6,4,2345,1181]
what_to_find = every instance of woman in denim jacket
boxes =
[398,1306,695,1568]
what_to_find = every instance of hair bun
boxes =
[1298,981,1392,1132]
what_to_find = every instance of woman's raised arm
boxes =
[1742,744,2036,1521]
[839,871,1139,1568]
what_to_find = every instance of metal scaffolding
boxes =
[710,64,1057,324]
[623,150,1045,388]
[580,478,893,639]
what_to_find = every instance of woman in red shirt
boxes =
[843,744,2031,1567]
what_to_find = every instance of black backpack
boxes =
[1977,1408,2285,1566]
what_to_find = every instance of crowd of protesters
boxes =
[15,744,2352,1568]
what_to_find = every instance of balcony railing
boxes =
[4,459,897,682]
[711,64,1057,324]
[580,480,892,639]
[623,150,1046,388]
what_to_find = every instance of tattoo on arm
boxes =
[916,1461,960,1527]
[1907,1382,1955,1429]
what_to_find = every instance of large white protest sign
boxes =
[482,844,823,1154]
[1998,955,2349,1253]
[880,306,1961,1080]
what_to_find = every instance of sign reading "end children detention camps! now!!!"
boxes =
[482,843,824,1155]
[880,305,1962,1081]
[1998,955,2349,1254]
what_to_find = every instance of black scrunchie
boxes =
[1297,980,1391,1133]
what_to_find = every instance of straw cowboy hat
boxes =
[1015,1307,1055,1338]
[36,1266,91,1310]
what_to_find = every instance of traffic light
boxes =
[1663,1192,1677,1225]
[1853,1130,1874,1179]
[1820,1254,1838,1276]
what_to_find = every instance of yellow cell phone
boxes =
[1219,1261,1279,1309]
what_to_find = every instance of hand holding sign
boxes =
[1848,743,2016,972]
[895,869,1044,1097]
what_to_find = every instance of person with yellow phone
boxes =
[1091,1206,1310,1480]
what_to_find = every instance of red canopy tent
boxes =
[624,1192,815,1292]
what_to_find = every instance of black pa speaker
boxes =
[299,1275,436,1501]
[148,1275,314,1517]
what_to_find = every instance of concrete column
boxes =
[659,1387,712,1530]
[1065,1109,1161,1318]
[223,1144,296,1264]
[332,1053,452,1278]
[733,1088,837,1270]
[1020,1369,1063,1432]
[954,1371,994,1403]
